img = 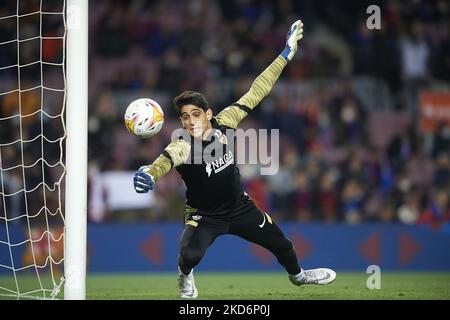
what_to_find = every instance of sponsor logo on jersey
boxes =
[205,150,234,177]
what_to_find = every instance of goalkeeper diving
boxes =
[133,20,336,298]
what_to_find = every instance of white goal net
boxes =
[0,0,85,300]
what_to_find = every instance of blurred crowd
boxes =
[0,0,65,229]
[1,0,449,227]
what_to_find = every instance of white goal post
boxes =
[64,0,88,300]
[0,0,87,300]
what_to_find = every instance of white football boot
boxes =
[289,268,336,286]
[178,267,198,298]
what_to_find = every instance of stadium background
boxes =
[1,0,450,277]
[87,0,450,272]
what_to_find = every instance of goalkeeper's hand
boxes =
[280,19,304,62]
[133,166,155,193]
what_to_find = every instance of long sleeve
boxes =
[146,139,191,180]
[215,55,287,128]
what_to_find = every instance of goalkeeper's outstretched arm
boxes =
[133,139,190,193]
[148,139,190,180]
[216,20,304,129]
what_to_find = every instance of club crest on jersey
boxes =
[205,150,234,177]
[214,130,228,144]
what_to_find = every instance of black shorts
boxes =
[180,194,292,261]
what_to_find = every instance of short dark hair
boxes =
[173,91,209,115]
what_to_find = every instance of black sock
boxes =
[178,261,192,275]
[276,249,302,275]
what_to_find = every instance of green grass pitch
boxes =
[1,271,450,299]
[86,272,450,300]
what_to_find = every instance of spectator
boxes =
[397,188,422,224]
[418,189,450,229]
[313,169,339,221]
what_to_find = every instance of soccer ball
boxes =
[124,98,164,138]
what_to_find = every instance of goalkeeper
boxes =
[134,20,336,298]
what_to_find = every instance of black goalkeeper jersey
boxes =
[146,56,287,219]
[176,118,244,216]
